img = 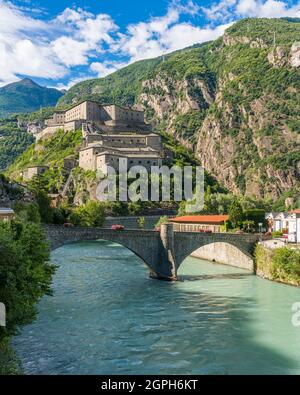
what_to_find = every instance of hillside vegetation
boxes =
[7,129,82,177]
[0,121,34,170]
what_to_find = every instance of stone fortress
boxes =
[37,100,163,174]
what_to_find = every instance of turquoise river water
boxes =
[13,240,300,375]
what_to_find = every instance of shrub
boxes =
[138,217,145,229]
[229,200,244,228]
[272,231,283,237]
[155,216,169,229]
[255,245,300,286]
[35,190,54,224]
[271,248,300,284]
[70,201,105,227]
[243,209,266,229]
[12,202,41,224]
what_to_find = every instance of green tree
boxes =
[155,216,169,229]
[35,190,54,223]
[12,202,41,223]
[243,209,266,229]
[0,220,55,373]
[70,201,105,227]
[229,200,244,228]
[242,220,256,233]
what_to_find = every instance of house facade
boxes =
[0,207,15,221]
[288,209,300,243]
[169,215,229,233]
[22,166,49,181]
[266,210,300,243]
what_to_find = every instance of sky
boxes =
[0,0,299,90]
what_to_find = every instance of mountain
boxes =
[58,17,300,200]
[0,78,63,117]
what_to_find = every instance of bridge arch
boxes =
[177,241,254,272]
[53,238,156,273]
[173,231,258,273]
[43,224,259,281]
[43,225,171,279]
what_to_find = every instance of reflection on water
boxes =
[13,240,300,375]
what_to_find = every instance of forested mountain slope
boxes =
[58,18,300,199]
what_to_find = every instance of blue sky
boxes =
[0,0,299,90]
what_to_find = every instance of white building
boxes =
[266,210,300,243]
[288,209,300,243]
[274,212,289,231]
[0,207,15,221]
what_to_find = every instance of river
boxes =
[13,240,300,375]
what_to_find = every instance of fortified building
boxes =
[37,101,163,174]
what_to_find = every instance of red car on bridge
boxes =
[111,224,125,231]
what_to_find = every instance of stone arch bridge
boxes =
[43,224,259,281]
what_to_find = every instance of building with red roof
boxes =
[170,215,229,233]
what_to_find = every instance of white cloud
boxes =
[0,2,118,86]
[52,37,89,67]
[236,0,300,17]
[203,0,300,20]
[52,8,117,67]
[55,7,92,24]
[116,2,231,62]
[77,14,117,45]
[0,0,45,34]
[160,22,232,52]
[0,0,66,86]
[90,61,129,78]
[202,0,238,21]
[55,76,92,91]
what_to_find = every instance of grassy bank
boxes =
[255,244,300,286]
[0,338,22,375]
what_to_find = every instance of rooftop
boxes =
[170,215,229,224]
[97,150,161,158]
[290,209,300,214]
[0,208,14,214]
[26,165,49,169]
